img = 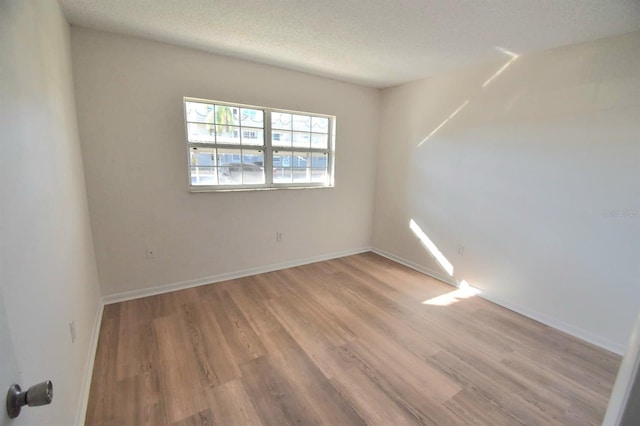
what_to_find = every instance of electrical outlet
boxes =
[69,321,76,343]
[145,248,156,259]
[276,232,282,242]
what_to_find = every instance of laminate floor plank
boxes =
[473,306,620,390]
[327,270,513,364]
[260,328,367,426]
[86,252,621,425]
[442,388,528,426]
[239,355,319,425]
[335,342,458,425]
[205,380,263,426]
[180,301,241,388]
[225,284,281,336]
[283,266,444,359]
[202,288,266,364]
[329,365,423,426]
[264,297,355,380]
[430,349,564,425]
[115,319,158,381]
[113,372,165,426]
[154,314,210,423]
[272,270,357,346]
[171,409,214,426]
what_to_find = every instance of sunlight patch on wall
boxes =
[422,280,480,306]
[409,219,454,276]
[417,47,519,147]
[482,56,518,88]
[483,46,519,88]
[417,99,469,147]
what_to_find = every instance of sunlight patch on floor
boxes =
[422,280,480,306]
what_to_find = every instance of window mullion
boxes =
[265,109,273,187]
[187,142,218,149]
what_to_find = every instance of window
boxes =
[184,97,335,191]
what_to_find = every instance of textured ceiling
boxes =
[59,0,640,88]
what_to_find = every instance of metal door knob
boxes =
[6,380,53,418]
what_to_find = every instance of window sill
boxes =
[188,184,334,193]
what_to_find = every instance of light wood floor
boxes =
[85,252,621,425]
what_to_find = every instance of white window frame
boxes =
[184,97,335,192]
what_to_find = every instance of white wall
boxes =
[373,31,640,354]
[0,1,101,425]
[70,28,380,297]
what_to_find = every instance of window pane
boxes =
[292,132,310,148]
[292,114,310,132]
[272,130,291,147]
[188,146,217,186]
[272,112,292,130]
[240,108,264,128]
[311,116,329,133]
[292,151,309,182]
[217,148,242,166]
[273,151,293,167]
[311,152,329,183]
[241,149,265,184]
[217,148,242,185]
[273,151,292,183]
[293,168,310,183]
[311,168,328,183]
[190,166,218,186]
[189,147,216,166]
[273,168,292,183]
[311,152,328,169]
[216,125,241,144]
[241,128,264,146]
[215,105,239,126]
[242,149,264,167]
[292,151,309,168]
[311,133,328,149]
[187,123,216,143]
[186,102,215,124]
[217,167,241,185]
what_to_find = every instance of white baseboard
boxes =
[478,291,625,356]
[102,247,372,305]
[75,298,104,426]
[372,247,626,356]
[371,247,458,287]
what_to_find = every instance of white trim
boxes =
[372,247,625,356]
[603,311,640,425]
[478,291,625,356]
[75,299,104,426]
[102,247,371,305]
[371,247,458,287]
